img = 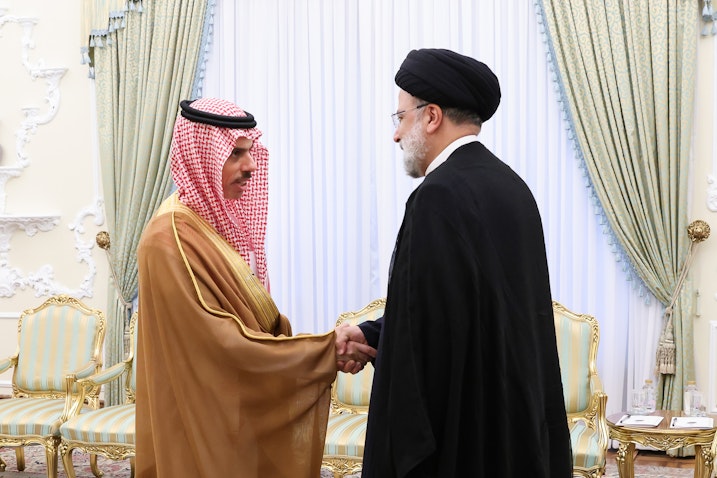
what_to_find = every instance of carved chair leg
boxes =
[16,446,25,471]
[90,453,104,477]
[130,456,136,478]
[60,443,77,478]
[0,453,6,471]
[44,439,59,478]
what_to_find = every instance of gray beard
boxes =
[401,122,428,178]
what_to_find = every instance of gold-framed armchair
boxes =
[322,298,385,478]
[553,300,609,478]
[0,295,106,478]
[59,312,138,478]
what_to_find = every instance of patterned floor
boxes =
[0,447,697,477]
[604,462,694,478]
[0,447,347,477]
[0,446,130,477]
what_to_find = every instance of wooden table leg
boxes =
[694,445,715,478]
[614,441,635,478]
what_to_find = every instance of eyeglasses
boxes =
[391,103,429,128]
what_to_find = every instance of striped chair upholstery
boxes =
[59,312,138,478]
[553,300,609,478]
[0,295,105,478]
[323,298,384,478]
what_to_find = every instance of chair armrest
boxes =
[62,361,130,420]
[77,361,128,388]
[63,374,85,420]
[587,373,610,450]
[71,360,100,381]
[0,355,17,375]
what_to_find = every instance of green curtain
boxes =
[85,0,210,405]
[536,0,698,411]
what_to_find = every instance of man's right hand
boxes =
[335,323,375,374]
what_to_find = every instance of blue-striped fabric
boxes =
[569,419,604,469]
[14,306,100,394]
[334,301,384,409]
[335,363,374,408]
[324,300,383,467]
[0,398,89,436]
[324,413,368,457]
[554,314,591,413]
[60,404,135,444]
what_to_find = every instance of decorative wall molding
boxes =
[0,168,22,212]
[0,8,66,177]
[16,68,67,167]
[0,215,59,297]
[68,198,106,298]
[708,175,717,212]
[0,5,103,299]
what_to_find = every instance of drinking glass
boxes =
[630,389,645,414]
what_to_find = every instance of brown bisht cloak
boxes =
[136,196,337,478]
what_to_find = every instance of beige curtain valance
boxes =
[81,0,144,76]
[702,0,716,35]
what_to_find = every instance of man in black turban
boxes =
[337,48,572,477]
[394,48,501,122]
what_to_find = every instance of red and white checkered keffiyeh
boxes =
[170,97,270,287]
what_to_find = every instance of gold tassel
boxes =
[656,310,676,375]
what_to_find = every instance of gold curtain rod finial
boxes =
[687,220,710,243]
[96,231,111,250]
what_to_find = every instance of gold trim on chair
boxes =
[60,312,138,478]
[0,295,106,478]
[553,300,609,478]
[322,298,384,478]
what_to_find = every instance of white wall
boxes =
[692,34,717,413]
[0,0,110,395]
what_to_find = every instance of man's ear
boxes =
[425,104,443,134]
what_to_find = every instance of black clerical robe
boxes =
[359,141,572,477]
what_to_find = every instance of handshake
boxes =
[334,323,376,374]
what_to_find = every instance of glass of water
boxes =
[630,389,645,414]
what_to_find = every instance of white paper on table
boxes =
[615,415,664,427]
[669,416,714,429]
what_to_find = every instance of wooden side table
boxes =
[607,411,717,478]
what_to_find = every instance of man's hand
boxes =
[335,323,376,374]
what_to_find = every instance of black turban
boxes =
[395,48,501,122]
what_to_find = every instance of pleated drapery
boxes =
[202,0,672,416]
[81,0,211,405]
[536,0,699,411]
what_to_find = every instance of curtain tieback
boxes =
[96,231,133,311]
[655,220,710,375]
